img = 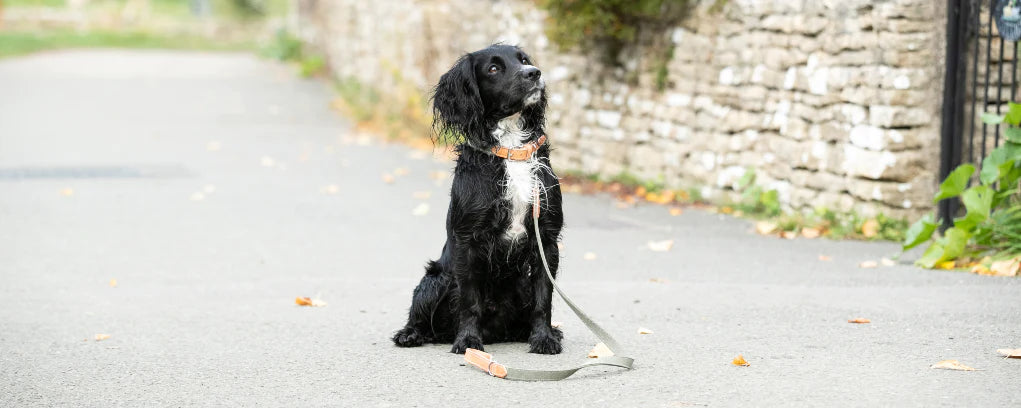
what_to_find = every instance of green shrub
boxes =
[903,103,1021,268]
[537,0,688,59]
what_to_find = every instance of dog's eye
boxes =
[488,65,500,74]
[521,57,530,65]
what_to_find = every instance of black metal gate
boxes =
[940,0,1020,226]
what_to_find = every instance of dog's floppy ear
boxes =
[432,54,484,145]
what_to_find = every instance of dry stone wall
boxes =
[296,0,946,219]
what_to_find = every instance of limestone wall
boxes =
[296,0,946,219]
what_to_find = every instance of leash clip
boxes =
[464,348,508,378]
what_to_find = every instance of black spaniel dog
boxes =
[392,44,564,354]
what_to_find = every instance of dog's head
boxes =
[432,44,546,147]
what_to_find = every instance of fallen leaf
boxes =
[109,279,117,288]
[550,321,563,329]
[393,167,409,176]
[848,318,871,324]
[94,334,111,341]
[732,354,749,366]
[637,327,654,334]
[669,207,683,216]
[755,221,778,235]
[989,256,1021,277]
[381,173,396,184]
[412,203,430,216]
[260,156,276,167]
[412,191,432,199]
[818,255,832,261]
[321,184,340,194]
[719,206,734,214]
[859,260,878,268]
[649,277,668,283]
[60,188,74,196]
[206,141,222,151]
[190,192,205,201]
[588,342,614,358]
[647,240,674,252]
[936,261,957,270]
[780,231,797,240]
[930,360,976,371]
[996,348,1021,358]
[295,297,327,307]
[861,219,879,238]
[881,258,896,267]
[583,252,597,261]
[801,227,821,239]
[972,264,993,275]
[634,186,647,197]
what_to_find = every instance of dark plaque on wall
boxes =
[995,0,1021,41]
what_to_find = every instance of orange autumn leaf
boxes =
[800,227,821,239]
[109,279,117,288]
[634,186,647,197]
[669,207,683,216]
[861,219,879,238]
[295,297,327,307]
[719,206,734,214]
[848,318,871,324]
[930,360,976,371]
[732,354,749,366]
[818,255,833,261]
[94,334,111,341]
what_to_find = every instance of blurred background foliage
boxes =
[0,0,290,58]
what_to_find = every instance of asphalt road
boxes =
[1,50,1019,407]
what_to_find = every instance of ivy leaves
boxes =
[907,104,1021,269]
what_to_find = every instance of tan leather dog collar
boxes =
[490,135,547,161]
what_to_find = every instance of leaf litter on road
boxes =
[109,279,117,288]
[647,240,674,252]
[295,297,327,307]
[381,173,396,184]
[637,327,654,334]
[818,255,832,261]
[732,355,750,366]
[588,342,613,358]
[859,260,879,268]
[930,360,977,371]
[848,318,870,324]
[94,334,111,341]
[996,349,1021,358]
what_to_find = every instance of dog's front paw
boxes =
[451,334,484,354]
[392,327,425,347]
[528,333,563,355]
[550,326,563,341]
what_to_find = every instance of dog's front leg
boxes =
[528,240,563,354]
[451,246,485,354]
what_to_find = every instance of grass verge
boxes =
[0,29,253,59]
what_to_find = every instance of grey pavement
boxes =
[1,50,1019,407]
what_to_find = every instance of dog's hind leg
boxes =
[393,261,448,347]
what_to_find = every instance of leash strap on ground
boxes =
[463,185,635,381]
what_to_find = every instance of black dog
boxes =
[392,44,564,355]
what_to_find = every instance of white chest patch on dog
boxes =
[493,113,536,241]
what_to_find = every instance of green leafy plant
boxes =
[537,0,688,61]
[903,103,1021,268]
[733,168,780,217]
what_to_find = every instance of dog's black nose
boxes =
[522,66,541,81]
